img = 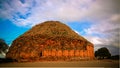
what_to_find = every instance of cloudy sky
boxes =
[0,0,120,55]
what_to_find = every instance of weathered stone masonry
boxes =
[6,21,95,61]
[42,44,94,59]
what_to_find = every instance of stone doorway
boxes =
[39,52,42,57]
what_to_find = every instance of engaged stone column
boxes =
[69,50,74,57]
[87,45,90,58]
[56,50,62,57]
[83,50,88,57]
[63,50,69,57]
[79,50,83,57]
[75,50,79,57]
[48,49,52,56]
[51,49,56,57]
[91,45,94,59]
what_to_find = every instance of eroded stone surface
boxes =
[6,21,94,62]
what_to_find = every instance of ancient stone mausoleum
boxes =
[6,21,94,62]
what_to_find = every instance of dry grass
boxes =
[0,60,119,68]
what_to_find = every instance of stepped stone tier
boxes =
[6,21,94,62]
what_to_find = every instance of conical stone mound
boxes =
[6,21,94,62]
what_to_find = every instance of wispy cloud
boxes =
[84,14,120,47]
[0,0,119,27]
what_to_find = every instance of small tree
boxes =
[0,39,9,58]
[95,47,111,59]
[0,39,9,53]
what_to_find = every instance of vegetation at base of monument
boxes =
[111,55,119,60]
[95,47,111,59]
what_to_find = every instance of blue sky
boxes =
[0,0,119,55]
[0,19,29,45]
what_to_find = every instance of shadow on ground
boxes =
[0,58,17,63]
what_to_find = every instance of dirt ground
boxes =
[0,60,119,68]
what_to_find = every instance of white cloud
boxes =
[74,30,80,34]
[84,14,120,47]
[110,14,120,22]
[0,0,119,27]
[85,36,103,45]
